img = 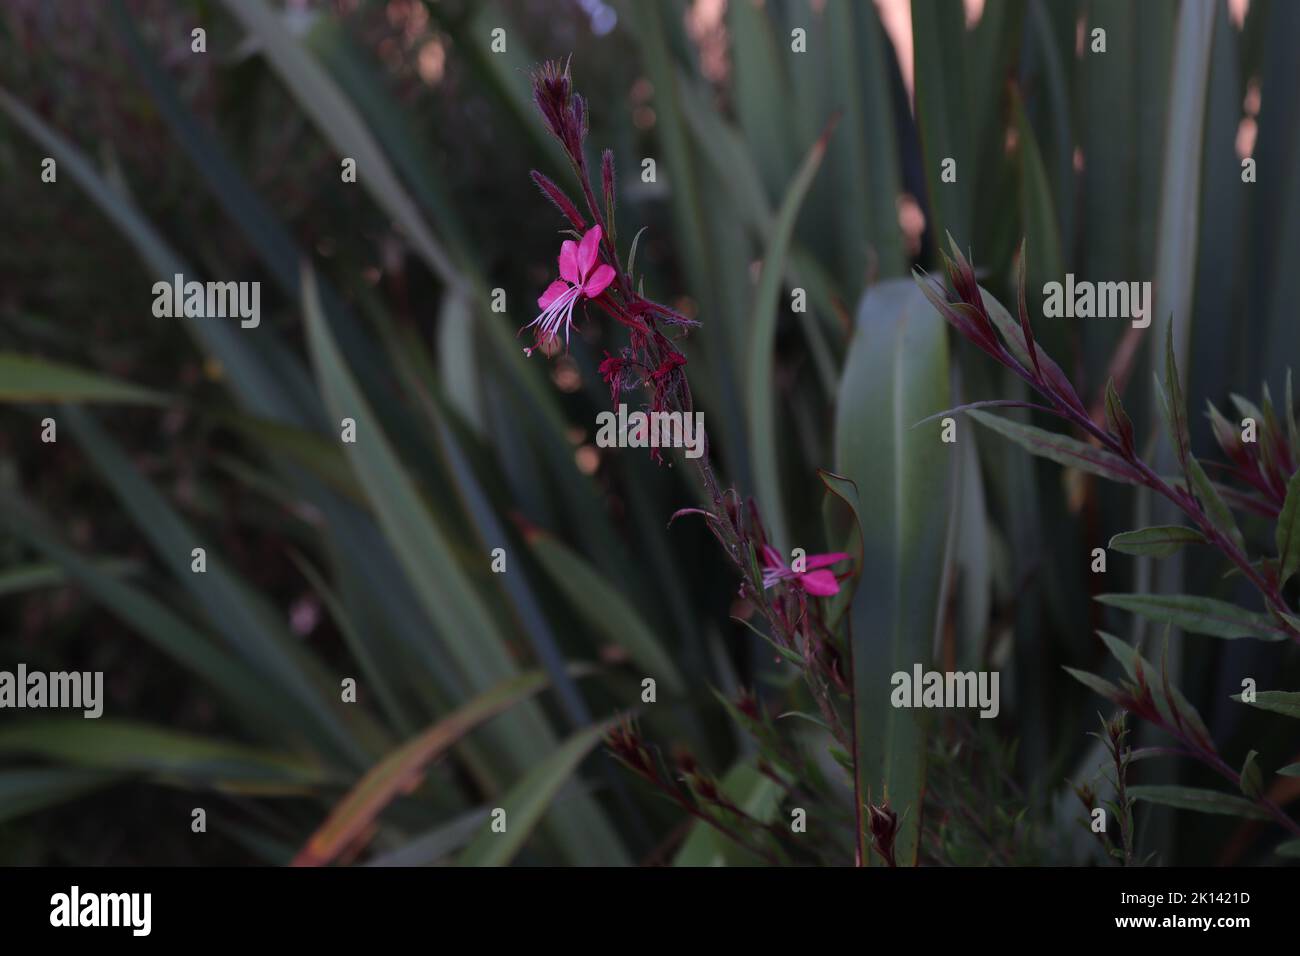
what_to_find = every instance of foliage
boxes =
[1,0,1299,867]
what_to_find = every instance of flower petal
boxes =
[761,544,785,570]
[537,280,571,309]
[583,263,616,298]
[558,241,580,284]
[798,570,841,596]
[577,225,602,279]
[802,551,851,571]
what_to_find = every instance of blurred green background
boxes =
[1,0,1298,865]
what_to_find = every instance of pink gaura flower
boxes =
[760,545,850,597]
[523,224,616,356]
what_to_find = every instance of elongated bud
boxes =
[530,170,586,229]
[601,148,616,239]
[867,802,899,867]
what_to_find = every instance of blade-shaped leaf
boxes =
[525,531,685,696]
[300,264,627,865]
[0,720,329,795]
[1230,690,1300,720]
[1108,526,1206,557]
[458,719,616,867]
[294,671,552,867]
[968,410,1142,484]
[1276,468,1300,586]
[0,354,165,405]
[835,279,951,866]
[1097,593,1290,641]
[747,118,835,551]
[1128,784,1271,820]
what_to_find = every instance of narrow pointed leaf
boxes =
[1097,594,1289,641]
[969,410,1142,485]
[1108,526,1206,557]
[1127,785,1271,820]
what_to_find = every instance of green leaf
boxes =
[0,559,137,599]
[1231,690,1300,720]
[1240,750,1264,800]
[1063,666,1123,705]
[0,720,329,795]
[1276,468,1300,586]
[835,280,951,866]
[1108,526,1207,557]
[673,762,785,867]
[0,496,291,738]
[1161,329,1193,473]
[747,119,834,551]
[1275,839,1300,858]
[1095,630,1212,748]
[1105,378,1136,454]
[525,531,685,696]
[1128,785,1271,820]
[458,719,616,867]
[300,265,627,864]
[295,671,552,867]
[0,354,165,405]
[1278,762,1300,777]
[220,0,460,290]
[0,768,120,825]
[1187,454,1246,552]
[968,410,1141,485]
[1096,594,1289,641]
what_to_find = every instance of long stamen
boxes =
[523,284,581,355]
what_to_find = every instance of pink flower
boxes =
[523,225,616,356]
[760,545,850,597]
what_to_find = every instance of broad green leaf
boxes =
[969,410,1140,485]
[0,559,137,598]
[0,354,165,405]
[1230,690,1300,720]
[220,0,461,290]
[300,265,627,865]
[835,279,951,865]
[0,496,291,738]
[0,768,119,825]
[1276,468,1300,586]
[525,531,685,696]
[0,720,329,795]
[912,0,971,243]
[1108,526,1206,557]
[0,86,304,421]
[295,671,552,866]
[1128,785,1271,820]
[747,119,834,552]
[458,719,616,867]
[59,406,373,766]
[1097,594,1289,641]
